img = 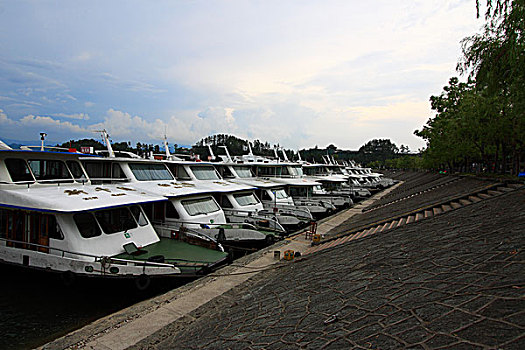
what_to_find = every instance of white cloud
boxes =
[19,115,87,133]
[0,0,482,151]
[52,112,90,120]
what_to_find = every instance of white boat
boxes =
[214,147,336,219]
[79,134,273,251]
[0,147,229,288]
[212,147,314,231]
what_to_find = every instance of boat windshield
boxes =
[190,165,220,180]
[257,166,281,177]
[5,158,35,182]
[233,166,253,178]
[289,186,312,197]
[233,192,260,206]
[95,207,137,234]
[27,159,74,183]
[129,163,173,181]
[74,212,102,238]
[291,166,303,176]
[66,160,88,181]
[181,197,220,216]
[274,188,289,199]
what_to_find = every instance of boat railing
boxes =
[19,145,75,152]
[260,201,313,220]
[222,209,286,233]
[292,197,337,210]
[87,177,132,184]
[152,221,218,243]
[0,237,178,269]
[0,178,91,186]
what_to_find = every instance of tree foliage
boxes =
[415,0,524,174]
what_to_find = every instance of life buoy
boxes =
[61,270,77,287]
[134,274,151,291]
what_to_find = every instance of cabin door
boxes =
[1,209,51,253]
[28,213,50,253]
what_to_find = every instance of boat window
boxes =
[28,159,73,183]
[261,190,272,201]
[95,207,137,234]
[40,214,63,240]
[233,192,260,206]
[168,165,190,180]
[234,166,253,178]
[190,165,220,180]
[165,202,180,219]
[218,195,233,208]
[83,161,110,180]
[74,212,102,238]
[66,161,87,181]
[5,158,34,183]
[112,163,127,179]
[282,167,290,176]
[0,209,9,238]
[181,197,220,216]
[289,186,308,197]
[129,163,173,181]
[219,166,235,179]
[292,166,304,176]
[257,166,281,177]
[274,188,289,199]
[304,167,315,175]
[130,205,149,226]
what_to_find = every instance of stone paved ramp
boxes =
[131,188,525,349]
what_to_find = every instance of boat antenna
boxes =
[219,145,232,162]
[247,141,254,156]
[281,148,289,161]
[273,146,280,161]
[164,134,171,158]
[207,144,216,161]
[0,140,12,150]
[296,150,302,162]
[94,129,115,157]
[40,132,47,151]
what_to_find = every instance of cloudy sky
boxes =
[0,0,482,151]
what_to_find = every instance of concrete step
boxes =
[488,190,503,196]
[441,204,452,212]
[469,195,482,203]
[388,220,398,230]
[396,217,407,227]
[459,199,472,206]
[433,207,443,215]
[508,183,523,189]
[450,202,462,209]
[379,222,390,232]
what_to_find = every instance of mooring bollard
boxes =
[274,251,281,260]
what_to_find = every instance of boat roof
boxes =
[265,177,321,186]
[0,149,99,158]
[0,183,166,213]
[191,180,256,193]
[230,177,286,189]
[124,180,215,198]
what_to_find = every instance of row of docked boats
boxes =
[0,132,394,289]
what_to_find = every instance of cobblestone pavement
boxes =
[328,175,495,236]
[131,188,525,349]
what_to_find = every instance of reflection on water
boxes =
[0,265,185,350]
